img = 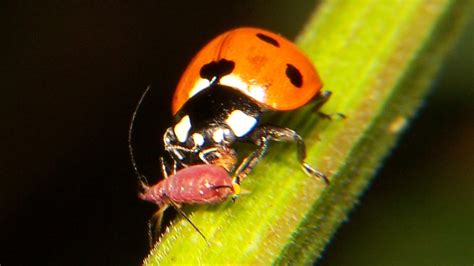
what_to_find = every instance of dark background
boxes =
[1,1,472,265]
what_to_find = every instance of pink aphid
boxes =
[139,164,236,206]
[139,164,238,244]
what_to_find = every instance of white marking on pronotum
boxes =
[248,84,266,102]
[225,110,257,137]
[174,115,192,143]
[220,75,247,91]
[192,133,204,147]
[220,75,267,102]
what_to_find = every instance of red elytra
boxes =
[139,164,235,206]
[172,27,323,115]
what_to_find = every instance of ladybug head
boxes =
[164,83,262,173]
[163,121,238,172]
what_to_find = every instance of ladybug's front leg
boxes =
[232,136,269,185]
[233,125,329,185]
[159,156,177,179]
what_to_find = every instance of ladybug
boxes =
[163,27,331,186]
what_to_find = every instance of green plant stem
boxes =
[144,0,472,264]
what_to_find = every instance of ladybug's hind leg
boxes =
[233,125,329,185]
[313,90,346,120]
[313,90,332,111]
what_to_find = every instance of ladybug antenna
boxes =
[128,86,151,186]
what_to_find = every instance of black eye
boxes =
[200,59,235,81]
[286,64,303,88]
[256,33,280,47]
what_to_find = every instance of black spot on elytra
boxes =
[256,33,280,47]
[200,59,235,82]
[286,64,303,88]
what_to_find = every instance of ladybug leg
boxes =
[165,145,195,168]
[235,125,329,185]
[318,111,346,120]
[172,159,178,175]
[160,157,177,178]
[314,91,346,120]
[314,90,332,111]
[198,147,220,164]
[166,145,195,158]
[200,146,238,173]
[159,157,169,179]
[232,139,269,185]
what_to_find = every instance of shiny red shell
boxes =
[139,164,234,206]
[172,27,323,115]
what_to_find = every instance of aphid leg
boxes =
[148,205,168,249]
[245,125,329,184]
[166,197,210,246]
